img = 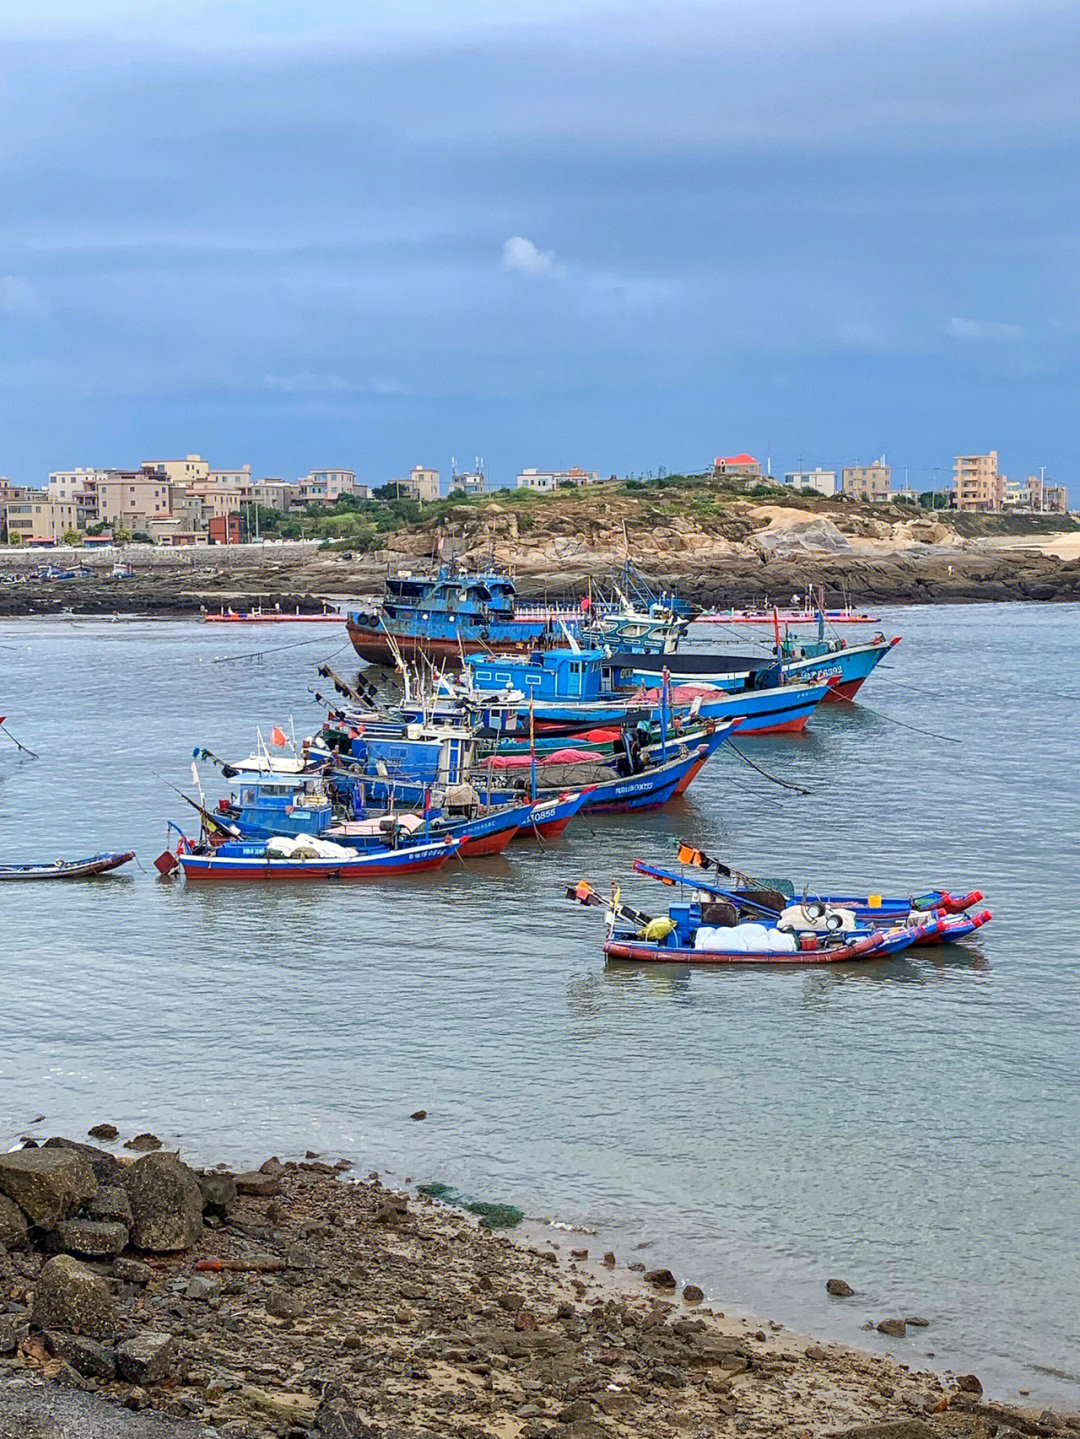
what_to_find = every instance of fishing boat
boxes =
[464,646,830,736]
[346,565,583,664]
[629,851,993,949]
[698,602,880,625]
[204,607,344,624]
[0,851,136,881]
[174,833,459,881]
[565,876,990,966]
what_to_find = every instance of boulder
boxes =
[87,1123,119,1141]
[44,1329,118,1380]
[122,1152,203,1252]
[0,1193,28,1250]
[876,1318,907,1337]
[43,1136,124,1186]
[116,1329,176,1384]
[826,1277,855,1297]
[32,1254,120,1340]
[53,1218,129,1259]
[0,1147,96,1228]
[89,1186,133,1225]
[235,1170,280,1197]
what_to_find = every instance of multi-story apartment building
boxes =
[784,467,838,497]
[209,464,252,489]
[449,466,485,496]
[408,466,440,503]
[953,452,1004,512]
[298,469,357,504]
[4,494,81,544]
[97,472,173,532]
[253,480,302,511]
[141,454,210,486]
[515,467,598,491]
[842,461,891,502]
[1025,474,1068,513]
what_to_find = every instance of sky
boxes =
[2,0,1078,496]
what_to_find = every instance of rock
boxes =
[32,1254,120,1340]
[643,1268,677,1290]
[0,1193,28,1251]
[265,1289,306,1320]
[683,1284,704,1303]
[113,1256,152,1284]
[198,1170,237,1218]
[44,1329,118,1380]
[0,1147,96,1229]
[824,1424,934,1439]
[124,1132,163,1152]
[87,1123,119,1141]
[53,1218,129,1258]
[601,1252,616,1268]
[410,1110,427,1120]
[235,1170,280,1197]
[116,1329,176,1384]
[497,1290,525,1312]
[955,1373,982,1394]
[87,1190,131,1228]
[876,1318,907,1337]
[826,1277,855,1297]
[185,1274,221,1301]
[0,1315,16,1356]
[122,1152,203,1252]
[43,1136,124,1186]
[0,1385,212,1437]
[316,1394,380,1437]
[904,1315,930,1327]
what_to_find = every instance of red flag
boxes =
[270,726,288,748]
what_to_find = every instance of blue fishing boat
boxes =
[565,877,989,966]
[176,833,459,881]
[346,565,582,665]
[464,647,830,735]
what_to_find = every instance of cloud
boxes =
[501,236,564,279]
[0,274,48,318]
[946,317,1024,339]
[261,372,408,396]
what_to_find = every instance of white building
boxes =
[409,466,440,503]
[449,464,485,496]
[515,467,598,491]
[783,467,838,497]
[209,464,252,488]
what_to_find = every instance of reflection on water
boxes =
[0,606,1078,1406]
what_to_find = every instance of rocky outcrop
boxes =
[122,1152,203,1252]
[0,1193,29,1251]
[0,1148,96,1229]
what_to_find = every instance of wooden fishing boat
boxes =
[0,850,135,881]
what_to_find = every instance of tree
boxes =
[62,529,82,545]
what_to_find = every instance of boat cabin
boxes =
[224,773,332,839]
[466,647,619,701]
[382,566,519,622]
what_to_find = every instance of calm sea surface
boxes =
[1,604,1077,1404]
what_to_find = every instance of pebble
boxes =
[410,1110,427,1121]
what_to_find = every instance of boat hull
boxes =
[346,620,546,666]
[603,917,944,966]
[179,839,455,881]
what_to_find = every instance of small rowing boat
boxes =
[0,850,136,881]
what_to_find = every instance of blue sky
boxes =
[2,0,1077,496]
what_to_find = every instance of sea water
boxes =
[1,603,1077,1403]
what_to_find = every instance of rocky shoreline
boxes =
[1,1131,1077,1439]
[3,523,1080,618]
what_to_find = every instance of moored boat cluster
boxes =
[150,562,991,967]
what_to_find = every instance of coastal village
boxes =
[0,451,1069,550]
